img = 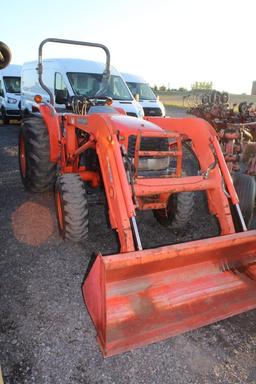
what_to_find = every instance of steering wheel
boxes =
[66,95,113,114]
[91,96,113,105]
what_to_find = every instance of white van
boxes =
[0,64,21,123]
[21,59,144,118]
[121,72,165,117]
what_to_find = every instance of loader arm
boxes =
[64,113,137,253]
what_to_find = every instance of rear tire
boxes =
[18,117,57,192]
[0,41,12,69]
[55,174,89,242]
[153,192,195,229]
[153,144,197,229]
[233,173,255,226]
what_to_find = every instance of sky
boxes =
[1,0,256,94]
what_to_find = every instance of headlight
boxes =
[138,157,170,171]
[7,97,17,104]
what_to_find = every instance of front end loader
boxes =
[19,38,256,357]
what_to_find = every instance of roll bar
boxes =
[38,38,111,105]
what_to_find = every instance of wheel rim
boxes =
[56,191,64,231]
[19,134,26,178]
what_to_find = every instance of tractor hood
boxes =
[110,114,165,136]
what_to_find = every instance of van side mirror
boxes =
[0,89,4,97]
[55,89,68,104]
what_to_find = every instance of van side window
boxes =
[55,72,68,104]
[55,73,67,93]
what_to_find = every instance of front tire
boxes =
[18,117,57,192]
[55,174,89,242]
[153,192,195,229]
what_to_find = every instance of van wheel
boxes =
[55,174,89,242]
[19,117,57,192]
[1,107,9,124]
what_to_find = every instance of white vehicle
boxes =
[21,59,144,118]
[121,72,165,117]
[0,64,21,123]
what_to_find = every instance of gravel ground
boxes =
[0,110,256,384]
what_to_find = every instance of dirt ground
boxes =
[0,108,256,384]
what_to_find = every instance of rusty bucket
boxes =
[83,231,256,357]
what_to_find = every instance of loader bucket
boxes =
[83,231,256,357]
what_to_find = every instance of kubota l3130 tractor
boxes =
[18,38,256,357]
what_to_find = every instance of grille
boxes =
[143,107,163,116]
[6,109,20,116]
[128,135,169,158]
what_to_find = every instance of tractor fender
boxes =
[39,103,61,163]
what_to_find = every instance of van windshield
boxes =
[3,76,21,94]
[67,72,133,101]
[126,81,156,101]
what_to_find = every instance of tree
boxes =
[159,85,167,91]
[178,87,188,92]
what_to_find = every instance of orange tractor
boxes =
[19,39,256,357]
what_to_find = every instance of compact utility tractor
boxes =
[18,39,256,357]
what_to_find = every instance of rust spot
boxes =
[11,202,53,246]
[141,194,160,203]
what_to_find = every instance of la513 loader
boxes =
[19,38,256,357]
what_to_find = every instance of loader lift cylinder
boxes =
[130,216,143,251]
